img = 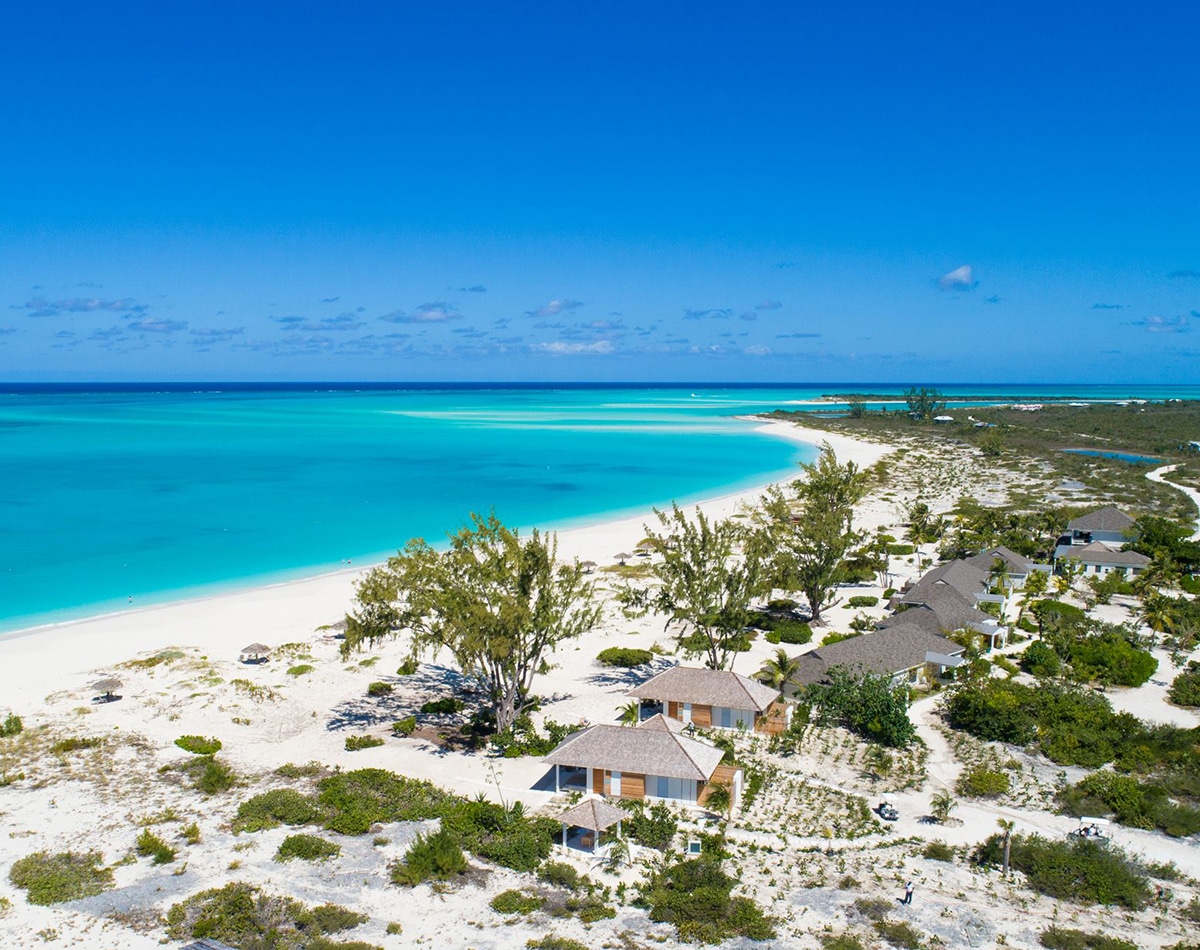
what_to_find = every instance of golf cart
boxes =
[877,794,899,822]
[1069,817,1111,843]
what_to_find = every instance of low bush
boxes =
[1021,641,1062,678]
[538,860,583,891]
[9,851,114,905]
[973,833,1151,908]
[1058,770,1200,838]
[287,664,315,676]
[51,736,101,754]
[318,769,451,835]
[1039,927,1138,950]
[621,800,678,851]
[492,715,572,758]
[135,829,177,865]
[527,937,588,950]
[490,889,544,914]
[391,717,417,737]
[234,788,323,832]
[596,646,653,667]
[175,735,223,756]
[1168,663,1200,707]
[396,657,420,675]
[767,620,813,645]
[957,766,1011,798]
[173,755,238,795]
[166,882,373,946]
[641,853,775,943]
[846,595,879,608]
[420,697,463,715]
[345,735,385,752]
[993,655,1020,677]
[367,682,393,697]
[390,828,468,886]
[308,903,368,933]
[886,543,915,555]
[0,712,22,738]
[821,937,867,950]
[181,823,201,845]
[873,919,922,949]
[921,840,955,862]
[276,834,341,862]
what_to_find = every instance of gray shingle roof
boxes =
[1067,506,1135,533]
[913,560,990,599]
[557,796,627,831]
[626,665,780,712]
[963,546,1036,575]
[1070,542,1151,566]
[789,626,965,688]
[544,716,725,781]
[899,582,994,632]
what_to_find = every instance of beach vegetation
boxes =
[391,716,417,736]
[1039,928,1138,950]
[972,833,1151,908]
[490,888,545,914]
[275,761,327,778]
[873,919,923,949]
[804,666,916,747]
[50,735,101,754]
[846,595,879,607]
[596,646,653,667]
[762,618,813,644]
[276,833,341,862]
[396,657,420,675]
[633,503,765,670]
[181,822,201,844]
[0,712,23,738]
[342,512,600,734]
[904,386,947,423]
[170,754,238,794]
[820,937,868,950]
[287,663,315,677]
[526,937,588,950]
[366,681,392,697]
[166,881,372,946]
[419,696,463,714]
[921,840,955,862]
[956,765,1011,798]
[492,714,571,757]
[174,734,223,755]
[619,800,679,851]
[230,678,281,702]
[344,734,384,752]
[639,852,776,943]
[1057,770,1200,838]
[538,860,585,890]
[135,828,177,864]
[234,788,324,832]
[8,851,114,905]
[1168,662,1200,706]
[120,648,184,670]
[759,446,870,624]
[390,828,468,886]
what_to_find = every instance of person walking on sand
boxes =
[902,881,914,905]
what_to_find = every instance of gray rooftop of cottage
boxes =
[789,625,965,688]
[1069,542,1151,566]
[963,545,1037,575]
[1067,506,1136,533]
[909,560,990,599]
[899,581,995,632]
[557,796,627,832]
[626,665,780,712]
[544,714,725,781]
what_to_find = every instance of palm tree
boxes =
[930,789,957,823]
[989,556,1012,597]
[757,649,802,691]
[1138,594,1176,647]
[703,782,733,820]
[618,701,641,726]
[997,818,1015,877]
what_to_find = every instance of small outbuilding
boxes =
[556,795,626,852]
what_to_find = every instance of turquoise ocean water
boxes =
[1,383,1194,633]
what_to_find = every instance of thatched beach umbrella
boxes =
[91,677,122,702]
[580,560,597,574]
[613,552,633,565]
[239,642,271,663]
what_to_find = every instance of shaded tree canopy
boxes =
[342,512,600,734]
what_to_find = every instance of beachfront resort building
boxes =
[891,559,1007,647]
[625,665,790,734]
[1053,506,1149,577]
[543,714,742,808]
[784,623,967,694]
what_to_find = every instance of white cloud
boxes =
[530,339,614,356]
[937,264,977,291]
[526,298,584,318]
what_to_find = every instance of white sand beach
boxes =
[2,417,1198,950]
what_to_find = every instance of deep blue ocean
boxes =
[1,383,1194,632]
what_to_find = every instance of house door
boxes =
[682,703,692,724]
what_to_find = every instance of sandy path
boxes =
[1146,463,1200,539]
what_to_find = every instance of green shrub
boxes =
[821,937,867,950]
[420,697,464,715]
[0,712,23,738]
[973,833,1151,908]
[1039,927,1138,950]
[1065,631,1158,687]
[367,681,393,697]
[173,755,238,795]
[1168,663,1200,707]
[1021,641,1062,678]
[886,543,915,555]
[1058,770,1200,838]
[175,735,223,756]
[527,937,588,950]
[596,646,653,667]
[51,736,101,753]
[9,851,114,905]
[135,829,177,865]
[847,595,879,608]
[287,664,315,677]
[345,734,385,752]
[181,823,201,845]
[386,922,403,935]
[957,766,1011,798]
[538,860,583,890]
[166,881,373,946]
[318,768,451,835]
[772,620,812,644]
[921,840,955,862]
[390,828,468,886]
[804,666,915,747]
[275,761,326,778]
[492,715,572,758]
[392,716,417,737]
[623,800,678,850]
[276,834,341,862]
[490,889,544,914]
[882,588,897,599]
[641,854,775,943]
[234,788,323,832]
[1016,614,1038,633]
[396,657,420,675]
[993,655,1020,677]
[874,919,922,949]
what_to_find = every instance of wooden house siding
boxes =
[621,772,646,799]
[755,700,789,735]
[690,704,713,727]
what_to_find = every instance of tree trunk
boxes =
[1002,833,1011,877]
[494,687,520,735]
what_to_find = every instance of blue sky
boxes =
[2,2,1198,383]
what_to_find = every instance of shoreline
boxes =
[0,418,892,709]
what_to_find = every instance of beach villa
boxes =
[625,665,790,734]
[1053,505,1149,577]
[785,624,967,693]
[1061,506,1136,546]
[543,714,742,808]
